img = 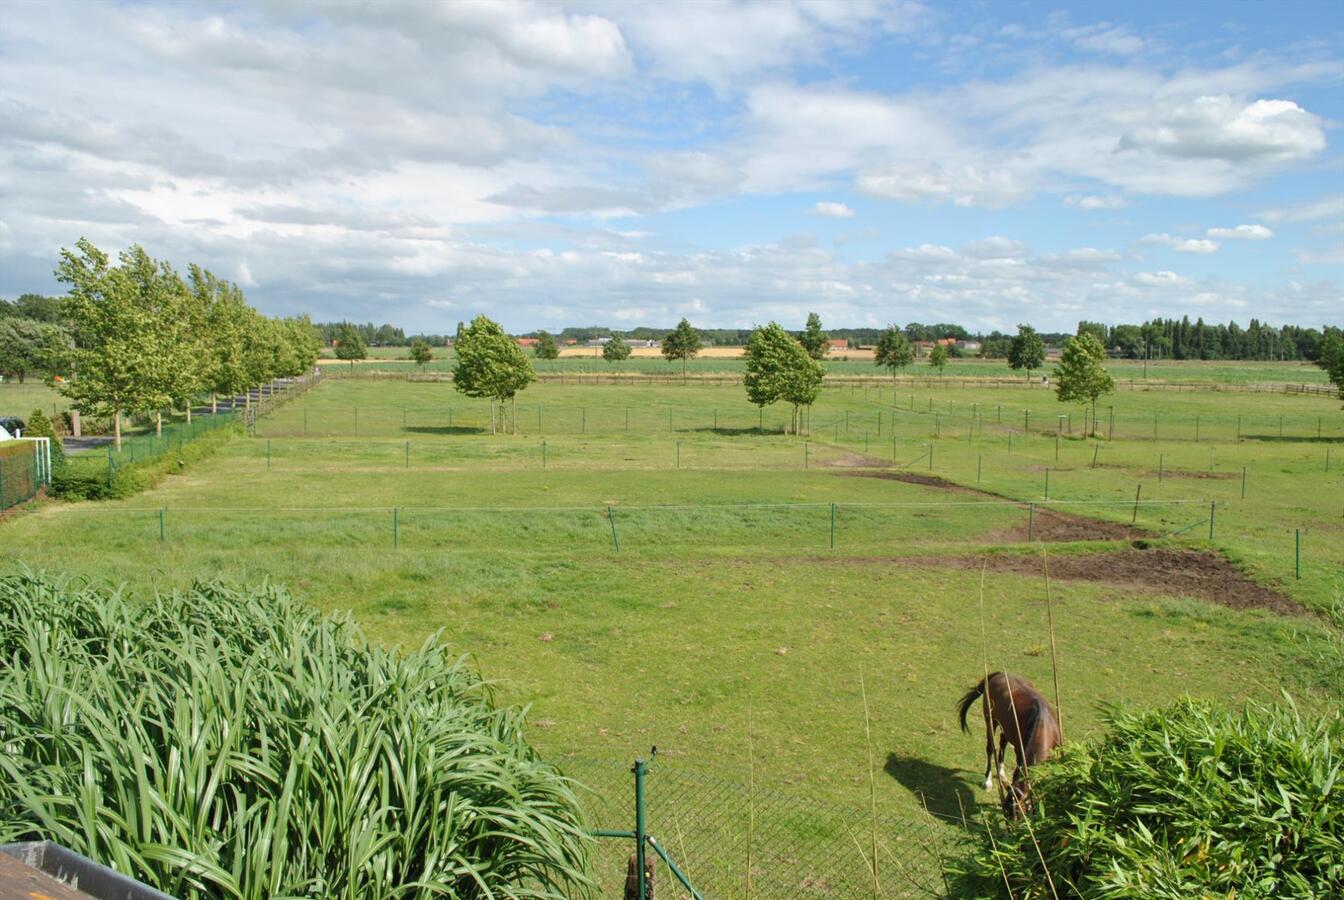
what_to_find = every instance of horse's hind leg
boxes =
[983,725,997,791]
[997,733,1009,785]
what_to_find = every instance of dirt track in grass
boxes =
[835,468,1145,542]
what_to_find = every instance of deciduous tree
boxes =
[799,312,829,360]
[602,334,630,361]
[744,322,825,434]
[929,342,949,374]
[0,318,68,383]
[56,240,180,449]
[535,331,559,359]
[873,325,913,378]
[1008,324,1045,380]
[1053,332,1115,432]
[661,318,702,375]
[452,315,535,434]
[410,338,433,368]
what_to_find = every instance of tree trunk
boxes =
[185,403,192,425]
[490,401,496,435]
[114,408,122,450]
[156,411,162,437]
[511,396,517,434]
[212,393,218,414]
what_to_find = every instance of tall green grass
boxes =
[0,569,592,898]
[963,697,1343,898]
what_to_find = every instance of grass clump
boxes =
[966,697,1343,898]
[0,568,592,898]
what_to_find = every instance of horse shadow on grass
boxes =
[884,752,979,823]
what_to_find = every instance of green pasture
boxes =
[0,381,67,418]
[5,372,1342,895]
[320,352,1332,385]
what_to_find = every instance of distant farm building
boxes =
[516,337,539,348]
[829,338,849,351]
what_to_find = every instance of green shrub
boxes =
[964,698,1343,898]
[23,407,64,471]
[0,569,593,898]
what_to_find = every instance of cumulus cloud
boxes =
[1140,233,1220,254]
[812,201,855,218]
[1206,224,1273,240]
[1116,96,1324,163]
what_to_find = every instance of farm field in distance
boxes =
[5,365,1342,895]
[318,346,1336,385]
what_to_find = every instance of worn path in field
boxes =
[823,464,1303,617]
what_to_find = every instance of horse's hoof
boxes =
[983,778,993,791]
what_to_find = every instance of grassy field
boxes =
[5,372,1342,896]
[319,348,1334,385]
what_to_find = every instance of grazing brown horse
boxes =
[958,672,1062,817]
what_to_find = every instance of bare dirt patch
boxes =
[836,469,1145,543]
[822,451,896,468]
[922,549,1302,617]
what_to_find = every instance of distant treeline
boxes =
[305,317,1341,363]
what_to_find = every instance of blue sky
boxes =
[1,0,1341,332]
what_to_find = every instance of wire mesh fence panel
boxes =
[0,445,42,511]
[562,757,967,899]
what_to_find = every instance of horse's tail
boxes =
[957,679,986,734]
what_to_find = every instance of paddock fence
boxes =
[565,755,968,899]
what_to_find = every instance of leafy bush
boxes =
[23,407,64,471]
[0,569,592,898]
[965,698,1342,898]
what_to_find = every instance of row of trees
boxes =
[53,239,321,448]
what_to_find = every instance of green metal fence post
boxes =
[1091,444,1100,468]
[676,441,681,469]
[542,439,547,469]
[608,505,620,552]
[1045,467,1050,501]
[267,439,272,469]
[1132,484,1142,524]
[1028,503,1035,541]
[1024,410,1030,432]
[830,502,836,549]
[582,407,587,434]
[1241,465,1247,498]
[1209,501,1215,540]
[1159,453,1164,482]
[405,441,410,469]
[928,443,934,470]
[977,453,982,482]
[633,759,647,900]
[1295,529,1301,580]
[393,507,399,548]
[159,508,165,542]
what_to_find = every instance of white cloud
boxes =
[1066,194,1129,210]
[856,162,1030,208]
[1294,244,1344,265]
[1259,193,1344,223]
[1206,224,1273,240]
[812,201,855,218]
[1140,233,1220,254]
[1116,96,1324,163]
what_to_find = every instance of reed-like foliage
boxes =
[966,697,1343,898]
[0,568,592,898]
